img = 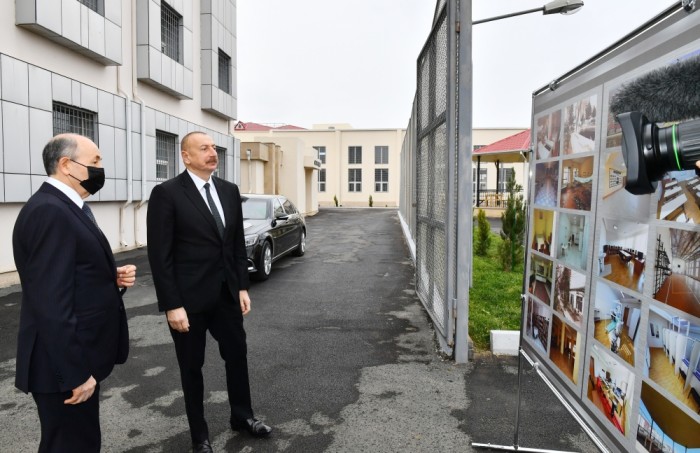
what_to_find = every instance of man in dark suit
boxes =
[147,131,272,453]
[13,133,137,452]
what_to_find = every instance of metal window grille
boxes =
[77,0,103,15]
[348,169,362,192]
[214,146,227,179]
[161,2,182,63]
[53,102,98,142]
[314,146,326,164]
[375,169,388,192]
[156,131,178,181]
[218,49,231,94]
[318,168,326,192]
[348,146,362,164]
[375,146,389,164]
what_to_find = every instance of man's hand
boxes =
[240,290,251,315]
[64,376,97,405]
[116,265,137,288]
[167,307,190,333]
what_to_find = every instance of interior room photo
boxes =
[556,213,590,271]
[531,209,555,256]
[563,94,598,155]
[534,162,559,208]
[600,150,651,220]
[526,298,551,354]
[653,228,700,318]
[593,281,641,367]
[598,218,648,293]
[535,110,562,160]
[645,304,700,414]
[637,383,700,453]
[550,315,581,384]
[560,156,594,211]
[656,173,700,224]
[553,264,586,328]
[605,87,623,149]
[587,344,635,436]
[529,255,554,305]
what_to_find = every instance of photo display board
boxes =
[526,5,700,452]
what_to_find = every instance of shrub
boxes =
[369,195,373,207]
[333,195,339,207]
[474,209,491,256]
[499,172,526,271]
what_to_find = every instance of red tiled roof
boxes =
[235,121,306,131]
[475,129,530,154]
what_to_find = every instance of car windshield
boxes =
[242,198,269,220]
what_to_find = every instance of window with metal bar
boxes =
[77,0,104,15]
[218,49,231,94]
[161,2,182,63]
[318,169,326,192]
[374,169,388,192]
[375,146,388,164]
[313,146,326,164]
[348,146,362,164]
[497,168,514,192]
[214,146,227,179]
[348,169,362,192]
[53,102,98,143]
[156,131,178,181]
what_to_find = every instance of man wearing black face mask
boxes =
[12,133,137,452]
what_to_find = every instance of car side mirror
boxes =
[275,214,289,221]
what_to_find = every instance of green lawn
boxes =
[469,231,524,351]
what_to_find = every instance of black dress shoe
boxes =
[231,418,272,437]
[192,439,213,453]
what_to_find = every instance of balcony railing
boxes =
[472,189,524,207]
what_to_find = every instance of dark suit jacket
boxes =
[147,171,250,313]
[13,183,129,394]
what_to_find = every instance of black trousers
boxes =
[32,384,101,452]
[170,284,253,444]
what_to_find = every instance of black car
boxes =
[242,194,306,281]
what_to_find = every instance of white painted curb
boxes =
[490,330,520,356]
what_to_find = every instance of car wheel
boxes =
[253,241,272,281]
[292,230,306,257]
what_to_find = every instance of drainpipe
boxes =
[132,0,147,247]
[116,66,133,248]
[246,148,252,193]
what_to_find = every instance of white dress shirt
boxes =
[46,177,84,209]
[187,170,226,227]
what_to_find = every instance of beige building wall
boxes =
[235,125,405,208]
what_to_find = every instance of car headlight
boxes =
[245,234,258,247]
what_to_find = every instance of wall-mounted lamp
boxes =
[473,0,584,25]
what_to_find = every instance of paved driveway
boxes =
[0,208,596,452]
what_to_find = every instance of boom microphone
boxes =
[610,55,700,194]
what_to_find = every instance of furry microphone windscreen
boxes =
[609,55,700,123]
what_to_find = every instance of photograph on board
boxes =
[528,254,554,305]
[535,110,562,160]
[530,209,555,257]
[556,212,590,271]
[563,94,598,155]
[655,170,700,224]
[645,304,700,414]
[637,382,700,452]
[587,344,635,436]
[549,314,581,385]
[599,150,652,220]
[560,156,594,211]
[653,227,700,318]
[592,281,641,367]
[533,162,559,208]
[597,218,648,294]
[553,264,586,328]
[605,86,623,150]
[525,297,551,354]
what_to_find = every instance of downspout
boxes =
[132,0,147,247]
[246,148,252,193]
[116,66,133,248]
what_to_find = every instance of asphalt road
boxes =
[0,208,597,452]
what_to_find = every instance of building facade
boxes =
[235,123,406,208]
[0,0,240,281]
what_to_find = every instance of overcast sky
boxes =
[237,0,677,129]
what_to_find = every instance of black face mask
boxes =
[69,160,106,195]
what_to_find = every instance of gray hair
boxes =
[42,135,78,175]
